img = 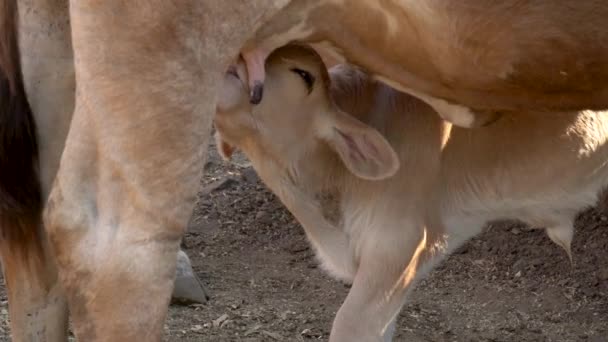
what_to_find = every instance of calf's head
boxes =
[215,44,399,181]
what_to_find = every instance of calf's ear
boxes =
[215,131,236,160]
[321,110,399,180]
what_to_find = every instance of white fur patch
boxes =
[374,75,476,128]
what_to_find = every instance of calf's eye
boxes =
[290,68,315,93]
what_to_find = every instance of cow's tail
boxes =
[0,0,43,259]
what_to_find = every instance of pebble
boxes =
[241,167,259,184]
[201,177,238,194]
[530,258,544,267]
[213,314,229,328]
[190,325,203,332]
[261,330,282,340]
[301,328,313,337]
[255,210,267,220]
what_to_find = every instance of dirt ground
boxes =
[0,140,606,341]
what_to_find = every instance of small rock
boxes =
[547,314,562,323]
[213,314,229,328]
[241,167,259,184]
[203,160,216,171]
[511,228,521,235]
[261,330,282,340]
[301,328,313,337]
[190,325,204,332]
[279,310,294,320]
[530,258,544,267]
[244,324,262,336]
[598,268,608,281]
[255,210,267,220]
[455,246,468,254]
[200,220,220,237]
[220,319,233,328]
[512,259,526,271]
[201,177,237,194]
[288,243,309,254]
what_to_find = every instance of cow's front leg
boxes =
[45,174,189,341]
[52,0,294,339]
[44,86,206,340]
[43,83,207,340]
[43,1,215,340]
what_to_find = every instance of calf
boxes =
[215,44,608,342]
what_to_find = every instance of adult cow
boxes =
[2,0,608,341]
[241,1,608,127]
[1,0,291,341]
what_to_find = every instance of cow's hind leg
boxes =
[0,1,70,340]
[43,1,235,339]
[0,233,68,341]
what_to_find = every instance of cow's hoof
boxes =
[171,250,210,305]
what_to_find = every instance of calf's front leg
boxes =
[330,224,440,342]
